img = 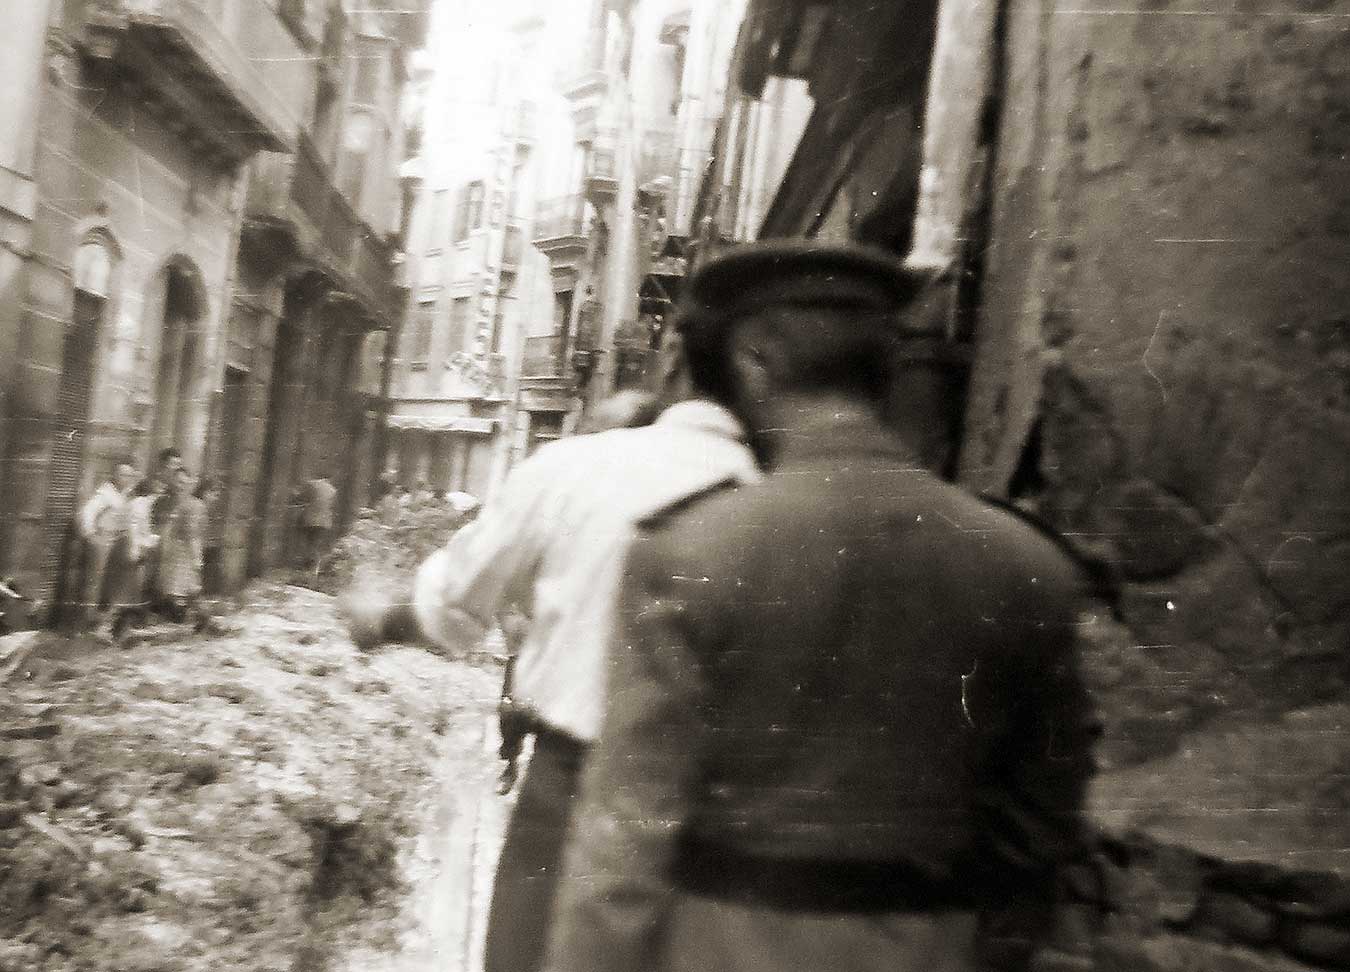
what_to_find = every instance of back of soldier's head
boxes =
[728,303,897,403]
[676,241,939,406]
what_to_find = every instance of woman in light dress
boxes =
[156,467,209,630]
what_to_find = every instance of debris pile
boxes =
[0,582,499,972]
[319,504,477,599]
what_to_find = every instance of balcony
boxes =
[638,127,677,191]
[244,136,398,317]
[521,334,568,380]
[530,195,589,281]
[501,221,525,274]
[561,29,608,103]
[75,0,308,164]
[585,140,619,206]
[532,195,587,243]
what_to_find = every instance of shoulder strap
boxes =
[635,476,741,532]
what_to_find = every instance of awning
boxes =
[385,415,497,434]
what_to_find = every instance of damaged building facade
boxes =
[0,0,428,618]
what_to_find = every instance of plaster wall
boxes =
[962,0,1350,746]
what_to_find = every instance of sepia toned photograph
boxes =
[1,0,1348,970]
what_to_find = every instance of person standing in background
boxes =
[141,447,184,610]
[298,474,338,571]
[78,460,140,638]
[195,478,223,594]
[156,468,208,631]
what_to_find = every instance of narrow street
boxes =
[1,0,1348,970]
[1,580,510,972]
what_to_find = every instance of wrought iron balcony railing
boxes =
[246,136,397,313]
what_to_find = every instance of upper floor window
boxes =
[426,188,449,252]
[352,49,382,106]
[406,299,435,369]
[448,296,472,352]
[73,234,117,300]
[453,181,485,241]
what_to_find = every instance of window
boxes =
[352,48,382,105]
[491,301,507,353]
[553,290,573,335]
[427,188,449,252]
[448,296,472,353]
[312,75,339,162]
[453,181,485,241]
[407,300,434,368]
[73,235,116,299]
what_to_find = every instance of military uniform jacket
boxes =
[546,419,1098,972]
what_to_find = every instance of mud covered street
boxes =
[0,579,508,972]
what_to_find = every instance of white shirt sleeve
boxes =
[411,453,558,650]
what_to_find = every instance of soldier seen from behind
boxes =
[545,241,1102,972]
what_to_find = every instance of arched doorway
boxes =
[149,259,208,459]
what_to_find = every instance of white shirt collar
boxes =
[655,399,748,443]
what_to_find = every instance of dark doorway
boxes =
[150,266,204,456]
[249,291,308,578]
[40,291,102,617]
[209,366,248,592]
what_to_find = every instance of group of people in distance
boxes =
[344,241,1107,972]
[78,446,219,643]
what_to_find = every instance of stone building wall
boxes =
[962,0,1350,751]
[0,16,240,607]
[958,0,1350,967]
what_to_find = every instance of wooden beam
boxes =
[907,0,1002,272]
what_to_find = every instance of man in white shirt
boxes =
[342,369,759,972]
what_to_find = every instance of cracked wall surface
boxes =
[962,0,1350,743]
[958,1,1350,965]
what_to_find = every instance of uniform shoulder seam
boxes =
[635,476,743,532]
[978,494,1122,613]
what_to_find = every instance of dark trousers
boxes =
[484,728,587,972]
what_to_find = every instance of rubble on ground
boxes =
[0,580,502,972]
[315,504,477,603]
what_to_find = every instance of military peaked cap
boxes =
[677,240,940,344]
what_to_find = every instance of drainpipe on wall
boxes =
[372,256,409,489]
